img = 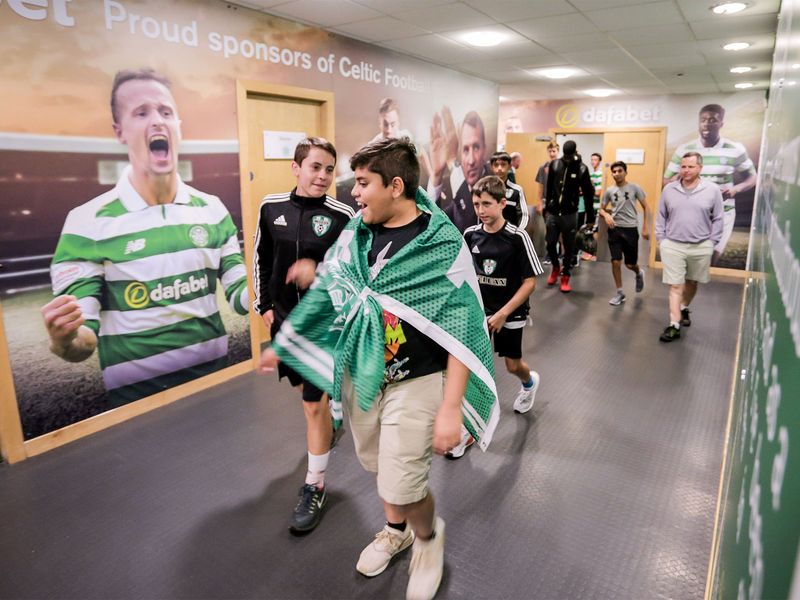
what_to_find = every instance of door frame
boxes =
[235,80,335,368]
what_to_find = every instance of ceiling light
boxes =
[792,64,800,69]
[730,66,753,73]
[538,67,577,79]
[787,81,797,86]
[723,42,751,51]
[711,2,748,14]
[735,82,754,88]
[461,31,507,47]
[584,89,617,97]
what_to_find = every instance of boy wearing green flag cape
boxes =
[260,137,498,600]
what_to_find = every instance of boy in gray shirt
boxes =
[598,161,650,306]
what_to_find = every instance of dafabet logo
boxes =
[555,104,580,129]
[555,103,662,128]
[124,275,210,309]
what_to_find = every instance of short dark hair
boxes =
[609,160,627,172]
[350,137,419,199]
[472,175,506,203]
[682,151,704,166]
[699,104,725,119]
[378,98,399,115]
[294,137,337,166]
[490,151,511,165]
[591,152,602,161]
[111,68,171,124]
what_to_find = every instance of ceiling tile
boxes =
[508,12,599,40]
[610,23,695,47]
[266,0,383,26]
[584,1,684,31]
[594,70,660,84]
[639,53,708,69]
[626,42,701,59]
[510,54,571,70]
[233,0,293,8]
[538,32,618,53]
[697,35,776,59]
[333,16,430,41]
[475,40,555,60]
[349,0,456,13]
[569,0,663,9]
[689,13,779,41]
[676,0,780,21]
[619,84,670,96]
[381,34,486,65]
[438,24,528,46]
[392,3,494,32]
[665,82,721,93]
[462,0,576,21]
[561,48,643,70]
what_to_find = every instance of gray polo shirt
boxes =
[655,179,724,244]
[602,182,646,228]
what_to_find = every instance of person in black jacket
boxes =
[253,137,355,533]
[543,140,595,293]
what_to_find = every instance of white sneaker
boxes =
[513,371,539,414]
[609,290,626,306]
[357,524,414,577]
[406,517,445,600]
[444,426,475,460]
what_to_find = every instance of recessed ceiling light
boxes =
[711,2,748,15]
[723,42,751,51]
[538,67,578,79]
[787,81,797,86]
[584,89,617,97]
[461,31,507,47]
[735,82,754,88]
[730,66,753,73]
[792,64,800,69]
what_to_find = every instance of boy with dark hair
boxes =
[253,136,355,533]
[490,151,529,229]
[446,176,543,458]
[599,161,650,306]
[261,137,498,600]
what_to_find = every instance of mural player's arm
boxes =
[723,144,757,199]
[42,295,97,361]
[217,212,249,316]
[423,107,458,201]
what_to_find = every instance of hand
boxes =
[42,295,85,349]
[642,229,650,240]
[721,186,737,199]
[259,347,280,373]
[486,312,507,333]
[432,403,462,455]
[261,309,274,330]
[604,214,616,229]
[424,107,458,187]
[536,204,544,215]
[286,258,317,290]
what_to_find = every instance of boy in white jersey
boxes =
[447,176,543,458]
[41,68,248,406]
[599,161,650,306]
[662,104,756,263]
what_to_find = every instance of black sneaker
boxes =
[290,484,327,532]
[680,308,692,327]
[659,325,681,342]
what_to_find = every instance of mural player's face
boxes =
[292,147,335,197]
[380,109,400,139]
[699,110,723,142]
[113,79,181,179]
[461,123,486,188]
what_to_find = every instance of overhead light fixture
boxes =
[792,64,800,69]
[735,82,754,88]
[538,67,578,79]
[787,81,797,86]
[584,89,617,97]
[723,42,751,51]
[730,66,753,73]
[461,31,507,47]
[711,2,748,14]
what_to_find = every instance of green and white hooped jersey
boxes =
[50,167,249,404]
[663,137,756,210]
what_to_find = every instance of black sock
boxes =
[387,520,406,532]
[418,530,436,541]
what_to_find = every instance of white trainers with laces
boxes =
[609,290,626,306]
[406,517,445,600]
[444,425,475,459]
[513,370,539,414]
[357,524,414,577]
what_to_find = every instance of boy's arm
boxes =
[253,206,275,326]
[433,354,469,454]
[486,278,535,332]
[598,190,615,229]
[637,188,650,240]
[517,186,529,229]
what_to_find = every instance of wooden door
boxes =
[236,81,334,362]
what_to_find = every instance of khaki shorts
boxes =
[344,372,444,506]
[660,238,714,284]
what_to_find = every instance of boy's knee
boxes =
[303,400,328,419]
[504,357,521,371]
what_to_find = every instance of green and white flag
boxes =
[273,188,499,449]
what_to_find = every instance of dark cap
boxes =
[563,140,577,156]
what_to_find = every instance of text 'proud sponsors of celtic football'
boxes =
[124,274,209,309]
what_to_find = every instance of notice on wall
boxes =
[616,148,645,164]
[264,130,307,160]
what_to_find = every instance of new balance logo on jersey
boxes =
[274,215,287,226]
[472,245,480,254]
[124,238,146,255]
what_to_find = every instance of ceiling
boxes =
[228,0,779,100]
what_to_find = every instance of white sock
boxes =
[617,287,624,293]
[305,451,330,487]
[680,304,688,311]
[671,321,681,329]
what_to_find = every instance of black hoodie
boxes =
[544,156,596,223]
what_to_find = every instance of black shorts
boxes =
[607,226,639,264]
[271,316,325,402]
[491,326,523,359]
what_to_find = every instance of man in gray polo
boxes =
[655,152,723,342]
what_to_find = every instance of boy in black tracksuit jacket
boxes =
[253,137,355,533]
[543,140,596,293]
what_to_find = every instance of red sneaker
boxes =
[547,266,560,286]
[559,274,572,293]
